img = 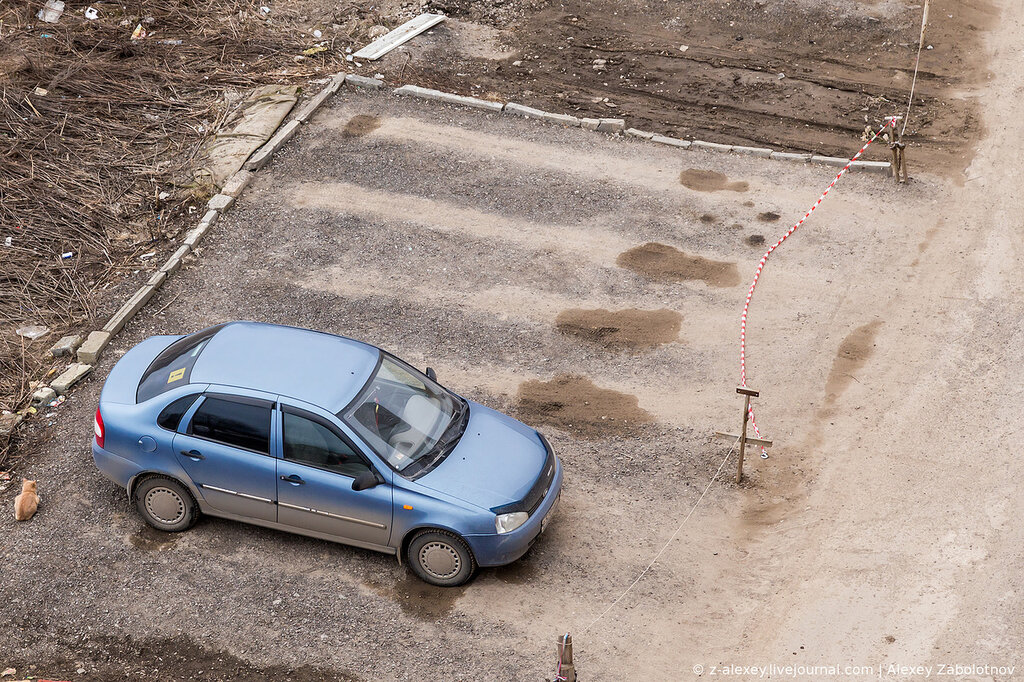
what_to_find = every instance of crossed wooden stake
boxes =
[715,386,772,483]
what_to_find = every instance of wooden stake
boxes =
[555,633,577,681]
[714,387,773,483]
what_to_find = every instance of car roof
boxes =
[190,322,379,412]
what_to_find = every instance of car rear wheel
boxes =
[407,530,476,587]
[134,476,199,532]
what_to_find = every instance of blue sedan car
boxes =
[92,322,561,586]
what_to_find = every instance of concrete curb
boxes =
[503,102,580,127]
[394,84,504,112]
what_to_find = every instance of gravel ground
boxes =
[4,83,1019,681]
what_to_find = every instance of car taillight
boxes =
[94,407,105,449]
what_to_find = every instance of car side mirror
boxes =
[352,471,380,491]
[425,367,437,382]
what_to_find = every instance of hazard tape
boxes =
[740,118,897,457]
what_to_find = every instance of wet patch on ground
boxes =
[823,320,883,407]
[128,524,179,551]
[617,242,740,287]
[757,211,781,222]
[342,114,381,137]
[367,572,466,621]
[747,234,765,247]
[679,169,749,192]
[516,374,653,438]
[555,308,681,349]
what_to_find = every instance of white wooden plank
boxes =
[353,13,446,60]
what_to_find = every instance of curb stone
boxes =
[244,119,301,171]
[810,155,850,167]
[77,331,111,364]
[691,140,733,153]
[49,335,83,358]
[771,151,812,162]
[850,160,891,174]
[207,193,234,212]
[221,170,253,198]
[625,128,654,139]
[51,363,93,395]
[503,102,579,126]
[651,135,690,148]
[345,74,384,90]
[394,84,503,112]
[102,284,162,336]
[731,145,773,158]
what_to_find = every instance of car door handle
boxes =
[280,474,305,485]
[180,449,205,460]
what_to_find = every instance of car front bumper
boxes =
[465,456,563,567]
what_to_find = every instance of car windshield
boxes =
[342,355,464,473]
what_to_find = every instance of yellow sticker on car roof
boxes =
[167,367,186,383]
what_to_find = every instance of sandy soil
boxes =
[3,3,1024,677]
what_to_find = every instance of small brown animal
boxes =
[14,479,39,521]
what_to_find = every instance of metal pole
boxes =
[737,393,750,483]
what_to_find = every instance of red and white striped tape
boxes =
[740,118,896,457]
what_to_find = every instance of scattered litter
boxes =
[926,44,933,50]
[40,33,54,38]
[4,237,11,247]
[61,251,74,259]
[37,0,65,23]
[84,6,99,19]
[48,395,67,408]
[158,38,183,45]
[777,72,786,79]
[158,191,171,200]
[16,325,50,340]
[131,24,147,41]
[34,86,48,96]
[512,60,523,66]
[312,29,322,38]
[353,13,446,61]
[0,472,10,481]
[139,251,156,260]
[302,44,328,56]
[679,45,688,52]
[346,54,354,62]
[260,6,270,14]
[1,666,15,677]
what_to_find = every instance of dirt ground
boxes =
[4,0,1024,677]
[366,0,996,174]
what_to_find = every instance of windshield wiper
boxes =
[405,400,468,478]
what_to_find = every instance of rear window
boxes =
[187,396,272,454]
[136,324,227,403]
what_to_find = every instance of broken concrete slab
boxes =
[77,331,111,365]
[731,145,773,158]
[691,140,733,153]
[51,363,93,395]
[771,151,812,162]
[0,412,23,437]
[102,285,160,336]
[596,118,625,133]
[625,128,655,139]
[207,193,234,212]
[221,170,253,198]
[354,13,446,60]
[651,135,690,148]
[31,386,57,406]
[49,335,83,359]
[244,119,301,171]
[345,75,385,90]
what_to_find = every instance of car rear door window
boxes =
[282,409,371,479]
[157,394,200,432]
[188,396,271,454]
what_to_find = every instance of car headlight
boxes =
[495,511,529,534]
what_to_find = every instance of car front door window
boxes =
[282,410,371,479]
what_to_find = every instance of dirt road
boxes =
[2,6,1023,678]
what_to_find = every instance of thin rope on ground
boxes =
[579,437,739,635]
[901,0,930,137]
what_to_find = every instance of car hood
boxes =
[413,402,547,510]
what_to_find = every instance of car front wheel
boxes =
[134,476,199,532]
[407,530,476,587]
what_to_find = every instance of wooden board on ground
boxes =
[353,13,446,60]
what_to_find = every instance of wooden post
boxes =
[555,633,576,681]
[737,391,751,483]
[714,387,772,484]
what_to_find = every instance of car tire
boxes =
[134,476,199,532]
[407,530,476,587]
